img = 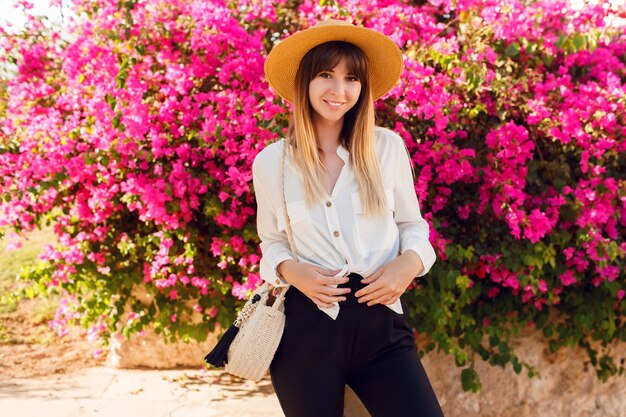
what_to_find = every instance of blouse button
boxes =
[333,230,340,237]
[326,201,332,207]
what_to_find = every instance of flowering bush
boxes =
[1,0,624,391]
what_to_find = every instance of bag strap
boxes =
[263,138,294,307]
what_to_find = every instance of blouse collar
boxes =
[336,143,349,162]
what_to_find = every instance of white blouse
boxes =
[251,126,437,320]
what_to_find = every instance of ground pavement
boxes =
[0,366,283,417]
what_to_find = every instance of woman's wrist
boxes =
[399,249,424,278]
[277,259,297,284]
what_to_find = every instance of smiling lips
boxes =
[324,99,346,109]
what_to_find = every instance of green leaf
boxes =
[112,111,122,129]
[26,286,36,299]
[456,275,471,290]
[572,34,586,51]
[461,368,482,392]
[543,324,554,338]
[505,43,520,57]
[454,350,468,367]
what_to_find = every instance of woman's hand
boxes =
[354,250,424,306]
[278,260,352,309]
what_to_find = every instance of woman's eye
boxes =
[319,72,331,78]
[347,76,359,82]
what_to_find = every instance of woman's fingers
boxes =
[310,296,331,308]
[314,266,341,276]
[318,285,351,296]
[354,279,381,299]
[368,293,397,306]
[305,265,402,308]
[309,287,347,307]
[311,266,349,286]
[357,287,388,305]
[311,296,338,309]
[361,268,383,284]
[322,293,345,303]
[326,275,350,286]
[382,295,400,305]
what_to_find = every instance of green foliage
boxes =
[1,0,624,395]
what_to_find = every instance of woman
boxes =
[252,19,444,417]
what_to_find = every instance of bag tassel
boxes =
[203,293,262,368]
[204,323,239,367]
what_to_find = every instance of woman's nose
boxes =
[329,79,347,97]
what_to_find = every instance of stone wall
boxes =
[108,284,218,368]
[107,324,625,417]
[418,327,625,417]
[108,326,218,369]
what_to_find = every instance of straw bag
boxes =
[204,139,297,382]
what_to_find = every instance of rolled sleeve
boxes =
[252,149,293,287]
[392,135,437,277]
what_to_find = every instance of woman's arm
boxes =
[252,151,293,287]
[354,132,437,306]
[392,134,437,278]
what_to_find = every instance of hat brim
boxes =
[264,23,403,103]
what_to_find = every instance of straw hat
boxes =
[264,19,404,103]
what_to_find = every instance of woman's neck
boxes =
[313,117,343,152]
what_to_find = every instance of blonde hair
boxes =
[287,41,387,217]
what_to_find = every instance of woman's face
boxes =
[308,57,362,127]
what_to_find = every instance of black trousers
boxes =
[269,272,445,417]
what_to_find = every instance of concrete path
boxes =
[0,366,283,417]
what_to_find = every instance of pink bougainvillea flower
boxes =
[559,270,578,287]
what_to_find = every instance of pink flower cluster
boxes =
[0,0,624,343]
[48,294,81,337]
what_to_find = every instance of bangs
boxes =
[307,41,369,82]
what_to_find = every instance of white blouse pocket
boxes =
[276,200,308,232]
[276,200,319,259]
[351,189,397,252]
